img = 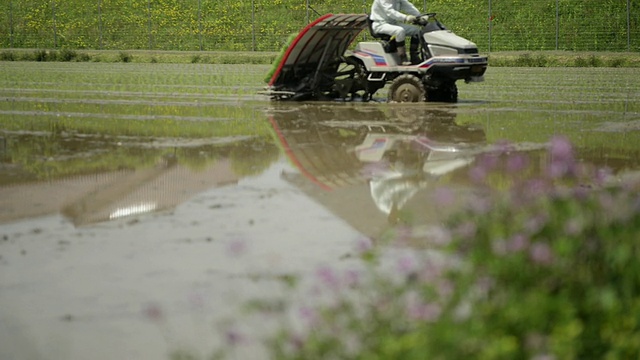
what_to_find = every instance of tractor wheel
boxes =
[333,57,374,101]
[429,82,458,103]
[387,74,426,103]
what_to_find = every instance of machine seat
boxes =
[366,16,397,53]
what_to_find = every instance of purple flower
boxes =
[142,302,164,322]
[289,334,306,351]
[455,221,477,240]
[549,135,574,162]
[434,186,455,207]
[507,234,529,253]
[547,136,576,178]
[469,196,492,214]
[316,265,340,290]
[298,306,317,326]
[469,165,488,183]
[343,269,361,287]
[226,238,247,257]
[598,192,615,212]
[397,253,417,275]
[436,280,454,299]
[408,302,442,322]
[479,153,500,171]
[225,329,245,346]
[547,161,572,179]
[354,237,373,254]
[426,226,452,246]
[525,214,548,234]
[564,218,583,236]
[405,291,441,322]
[475,276,495,297]
[419,261,444,282]
[572,185,590,201]
[529,242,554,265]
[506,153,529,173]
[394,225,413,245]
[522,179,550,200]
[495,139,515,153]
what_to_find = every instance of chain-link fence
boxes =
[1,0,637,52]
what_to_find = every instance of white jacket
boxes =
[370,0,421,25]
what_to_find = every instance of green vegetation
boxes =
[488,51,640,68]
[264,33,297,83]
[0,48,277,64]
[1,0,637,52]
[0,61,276,182]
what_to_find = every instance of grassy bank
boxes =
[2,0,636,52]
[488,51,640,68]
[0,48,278,65]
[2,48,640,67]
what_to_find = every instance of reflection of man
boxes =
[370,0,422,64]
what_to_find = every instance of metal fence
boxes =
[1,0,637,52]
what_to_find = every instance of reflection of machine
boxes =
[354,131,475,215]
[263,13,487,102]
[268,104,486,234]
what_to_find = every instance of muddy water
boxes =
[1,64,640,360]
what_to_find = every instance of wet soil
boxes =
[1,64,639,359]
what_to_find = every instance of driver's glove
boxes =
[417,16,429,25]
[406,15,417,23]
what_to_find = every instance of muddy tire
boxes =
[429,82,458,103]
[387,74,426,103]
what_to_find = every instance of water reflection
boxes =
[3,100,639,232]
[268,104,487,239]
[0,133,278,226]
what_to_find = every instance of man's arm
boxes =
[374,0,412,22]
[399,0,421,17]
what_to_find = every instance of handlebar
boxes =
[414,13,437,26]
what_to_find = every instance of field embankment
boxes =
[2,49,640,68]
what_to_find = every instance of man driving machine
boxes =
[370,0,425,65]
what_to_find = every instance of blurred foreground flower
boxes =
[218,137,640,360]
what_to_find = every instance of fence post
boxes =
[98,0,103,49]
[251,0,256,51]
[52,0,58,48]
[488,0,492,52]
[555,0,559,50]
[628,0,631,51]
[147,0,153,49]
[306,0,309,24]
[9,0,14,48]
[198,0,203,51]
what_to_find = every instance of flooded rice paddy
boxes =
[1,62,640,359]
